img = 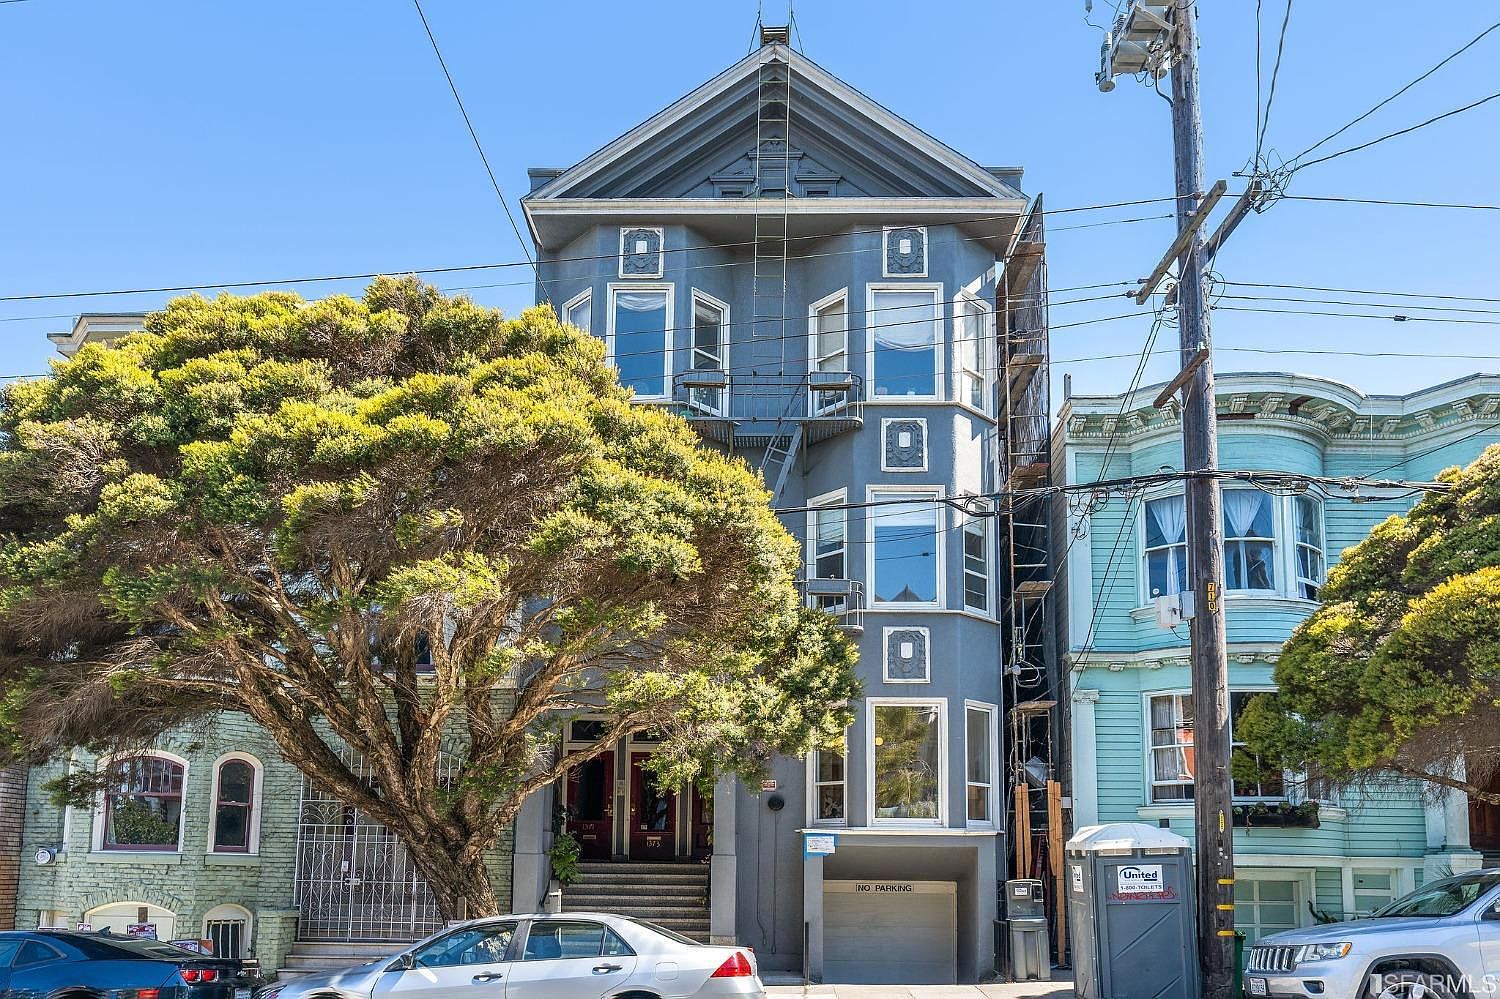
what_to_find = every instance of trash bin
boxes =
[1066,823,1199,999]
[1005,879,1051,981]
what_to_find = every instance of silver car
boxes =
[256,912,764,999]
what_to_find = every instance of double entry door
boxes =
[564,747,707,861]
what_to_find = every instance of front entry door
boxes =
[690,785,713,860]
[565,751,614,861]
[1471,769,1500,852]
[629,753,676,860]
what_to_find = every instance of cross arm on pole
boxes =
[1132,178,1227,305]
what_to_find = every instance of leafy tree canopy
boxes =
[0,278,860,913]
[1238,444,1500,805]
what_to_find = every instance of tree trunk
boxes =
[409,837,503,921]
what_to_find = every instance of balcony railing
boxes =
[671,371,864,446]
[796,577,865,634]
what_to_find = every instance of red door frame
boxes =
[690,785,713,860]
[1470,768,1500,852]
[565,750,615,861]
[628,752,677,861]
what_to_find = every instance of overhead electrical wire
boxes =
[1292,89,1500,172]
[1253,0,1295,167]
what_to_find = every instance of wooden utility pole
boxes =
[1169,6,1237,998]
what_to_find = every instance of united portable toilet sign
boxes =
[1115,863,1166,895]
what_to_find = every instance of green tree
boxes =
[1238,444,1500,805]
[0,278,860,916]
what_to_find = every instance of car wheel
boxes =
[1365,971,1457,999]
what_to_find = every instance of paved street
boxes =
[765,981,1074,998]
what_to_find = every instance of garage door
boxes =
[823,880,956,985]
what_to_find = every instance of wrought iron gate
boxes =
[292,752,457,941]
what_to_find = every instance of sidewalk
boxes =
[764,981,1073,998]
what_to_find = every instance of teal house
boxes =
[1056,371,1500,944]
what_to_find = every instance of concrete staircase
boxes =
[276,940,403,982]
[563,861,711,941]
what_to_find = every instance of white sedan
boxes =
[256,912,764,999]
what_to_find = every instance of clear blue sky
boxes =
[2,1,1496,401]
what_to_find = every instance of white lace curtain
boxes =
[1148,495,1186,595]
[1224,490,1268,539]
[615,291,667,313]
[872,292,937,349]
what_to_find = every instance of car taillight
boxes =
[180,967,219,982]
[138,990,161,999]
[710,951,754,978]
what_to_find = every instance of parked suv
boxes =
[1246,869,1500,998]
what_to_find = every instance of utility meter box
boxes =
[1067,822,1199,999]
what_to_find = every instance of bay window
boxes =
[563,289,592,333]
[1223,490,1276,591]
[810,291,849,414]
[869,286,940,398]
[808,492,848,613]
[1295,496,1325,600]
[1147,691,1286,802]
[966,704,996,824]
[102,755,184,851]
[957,296,988,411]
[689,292,727,415]
[609,287,671,399]
[963,514,989,612]
[810,746,846,824]
[871,701,943,823]
[869,489,941,605]
[1144,494,1188,598]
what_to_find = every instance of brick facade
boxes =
[0,764,26,930]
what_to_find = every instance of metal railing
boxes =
[796,577,865,633]
[672,371,865,435]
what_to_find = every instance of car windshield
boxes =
[1373,872,1500,918]
[624,917,701,947]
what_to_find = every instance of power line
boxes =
[1293,89,1500,172]
[1222,278,1500,305]
[409,0,541,298]
[1217,304,1500,326]
[1282,194,1500,211]
[1254,0,1294,166]
[1289,20,1500,165]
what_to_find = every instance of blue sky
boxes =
[2,1,1496,401]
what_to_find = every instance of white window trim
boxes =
[955,292,993,415]
[879,417,929,473]
[617,226,664,279]
[806,737,849,828]
[1222,487,1280,594]
[687,289,730,416]
[961,508,994,617]
[1137,486,1189,606]
[206,752,265,855]
[1142,686,1328,805]
[964,700,999,829]
[867,697,948,827]
[866,282,944,402]
[606,282,674,402]
[881,625,932,684]
[808,288,851,417]
[1291,494,1327,601]
[881,225,929,279]
[806,488,847,582]
[91,749,190,855]
[561,288,592,333]
[865,484,945,608]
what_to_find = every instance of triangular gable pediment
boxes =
[525,45,1020,203]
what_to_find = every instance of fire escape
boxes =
[997,199,1066,957]
[674,29,864,629]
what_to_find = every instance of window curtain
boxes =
[1223,490,1267,538]
[872,292,937,348]
[1149,495,1187,593]
[615,290,666,313]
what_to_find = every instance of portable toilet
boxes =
[1066,822,1199,999]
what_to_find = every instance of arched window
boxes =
[85,901,176,939]
[202,903,252,958]
[210,755,261,854]
[102,756,184,851]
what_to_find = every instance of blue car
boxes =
[0,930,241,998]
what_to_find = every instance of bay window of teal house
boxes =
[1058,370,1500,941]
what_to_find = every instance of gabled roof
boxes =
[524,43,1023,209]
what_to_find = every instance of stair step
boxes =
[288,941,406,956]
[563,902,707,917]
[569,882,705,897]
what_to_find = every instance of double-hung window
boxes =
[609,286,672,400]
[1223,489,1276,591]
[211,757,256,853]
[1294,496,1325,600]
[810,291,849,414]
[871,701,944,823]
[869,286,940,398]
[810,745,846,824]
[957,295,989,411]
[1147,691,1286,802]
[1143,494,1188,598]
[869,489,941,605]
[962,514,990,613]
[965,704,996,824]
[102,755,184,851]
[563,289,592,333]
[689,292,727,415]
[808,492,849,613]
